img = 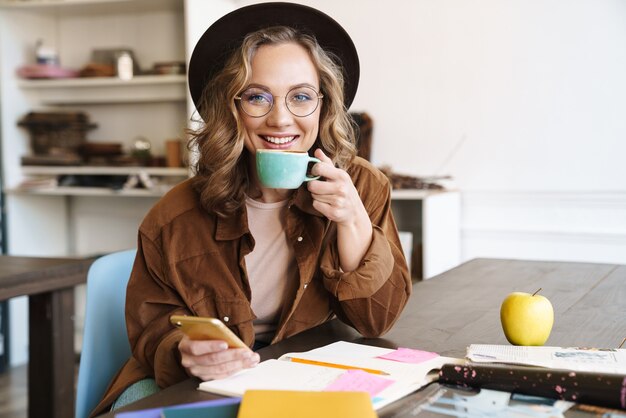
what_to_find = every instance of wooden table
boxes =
[0,255,93,418]
[99,258,626,417]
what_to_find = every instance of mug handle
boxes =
[303,157,321,182]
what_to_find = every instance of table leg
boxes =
[29,288,75,418]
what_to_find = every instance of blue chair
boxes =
[75,249,136,418]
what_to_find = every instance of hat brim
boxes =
[188,2,359,113]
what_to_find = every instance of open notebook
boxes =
[198,341,464,411]
[467,344,626,374]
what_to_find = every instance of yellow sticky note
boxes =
[237,390,376,418]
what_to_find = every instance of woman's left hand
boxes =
[307,149,366,225]
[308,149,373,272]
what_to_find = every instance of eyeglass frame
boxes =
[234,85,324,118]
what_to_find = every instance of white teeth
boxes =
[264,136,295,144]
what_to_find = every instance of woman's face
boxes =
[239,42,321,154]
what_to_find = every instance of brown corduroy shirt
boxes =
[91,156,411,416]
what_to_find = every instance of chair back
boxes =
[75,249,136,418]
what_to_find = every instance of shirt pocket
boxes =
[191,296,256,347]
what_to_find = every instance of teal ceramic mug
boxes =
[256,150,321,189]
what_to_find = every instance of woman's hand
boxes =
[308,149,373,271]
[178,335,260,380]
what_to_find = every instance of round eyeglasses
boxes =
[235,86,323,118]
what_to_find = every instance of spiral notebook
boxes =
[467,344,626,374]
[198,341,464,411]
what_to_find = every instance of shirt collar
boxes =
[215,186,324,241]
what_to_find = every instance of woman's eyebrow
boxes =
[245,83,271,90]
[244,82,320,92]
[290,83,319,90]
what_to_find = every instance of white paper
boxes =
[198,341,464,411]
[198,359,345,396]
[467,344,626,374]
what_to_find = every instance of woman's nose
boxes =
[265,99,293,126]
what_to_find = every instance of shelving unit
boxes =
[0,0,219,367]
[0,0,189,251]
[391,189,461,280]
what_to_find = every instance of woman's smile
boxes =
[259,134,298,147]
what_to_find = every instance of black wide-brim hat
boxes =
[188,2,360,112]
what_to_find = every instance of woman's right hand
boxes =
[178,335,260,380]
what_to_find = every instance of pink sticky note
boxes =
[324,369,394,397]
[377,347,439,364]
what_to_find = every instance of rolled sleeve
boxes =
[321,225,393,301]
[153,329,188,387]
[317,159,412,338]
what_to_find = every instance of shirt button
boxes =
[297,236,303,242]
[223,316,229,323]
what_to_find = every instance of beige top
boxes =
[245,196,298,342]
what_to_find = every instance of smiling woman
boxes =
[191,24,357,214]
[238,42,322,155]
[90,3,411,417]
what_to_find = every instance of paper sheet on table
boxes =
[467,344,626,374]
[198,341,464,411]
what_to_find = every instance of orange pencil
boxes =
[288,357,390,375]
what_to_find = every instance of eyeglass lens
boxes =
[238,86,321,117]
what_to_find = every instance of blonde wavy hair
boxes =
[189,26,357,217]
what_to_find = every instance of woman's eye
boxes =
[291,93,312,103]
[246,94,271,105]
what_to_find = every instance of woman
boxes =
[92,3,410,416]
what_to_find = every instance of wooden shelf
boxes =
[15,165,189,196]
[0,0,182,16]
[21,165,189,176]
[7,186,172,197]
[18,74,187,105]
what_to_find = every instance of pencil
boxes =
[288,357,390,375]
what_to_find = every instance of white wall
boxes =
[240,0,626,265]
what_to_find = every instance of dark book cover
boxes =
[438,363,626,410]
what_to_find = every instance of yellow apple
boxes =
[500,288,554,346]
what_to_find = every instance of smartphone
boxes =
[170,315,248,349]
